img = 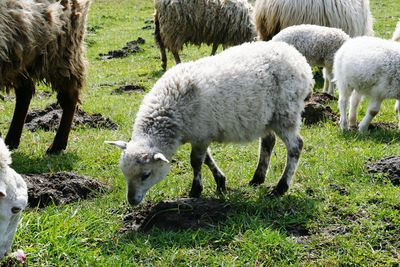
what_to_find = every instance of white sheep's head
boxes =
[0,156,28,258]
[106,139,170,206]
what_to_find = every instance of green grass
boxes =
[1,0,400,265]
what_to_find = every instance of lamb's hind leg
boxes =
[5,76,34,149]
[249,132,276,186]
[358,98,382,132]
[395,100,400,129]
[269,129,303,196]
[204,148,226,194]
[189,144,208,198]
[46,80,79,154]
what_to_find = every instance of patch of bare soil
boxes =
[368,122,398,131]
[25,103,118,132]
[120,198,231,232]
[302,101,338,125]
[111,84,145,95]
[309,92,338,104]
[366,156,400,185]
[22,172,108,208]
[99,37,145,60]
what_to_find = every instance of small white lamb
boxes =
[333,36,400,131]
[272,24,350,95]
[0,138,28,259]
[107,41,314,205]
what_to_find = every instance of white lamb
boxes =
[254,0,373,41]
[0,138,28,259]
[106,41,314,206]
[272,24,350,95]
[333,36,400,131]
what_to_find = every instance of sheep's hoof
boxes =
[46,144,66,155]
[189,183,203,198]
[267,183,288,198]
[248,178,264,187]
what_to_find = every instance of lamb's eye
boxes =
[11,207,21,214]
[141,171,151,181]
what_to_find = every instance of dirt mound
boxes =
[309,92,338,104]
[366,156,400,185]
[25,103,118,131]
[302,101,338,125]
[22,172,108,208]
[368,122,398,131]
[99,37,145,60]
[111,84,145,95]
[120,198,231,232]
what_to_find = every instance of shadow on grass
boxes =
[339,127,399,144]
[10,151,80,174]
[111,186,318,252]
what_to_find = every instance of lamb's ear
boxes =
[154,153,169,163]
[104,141,127,150]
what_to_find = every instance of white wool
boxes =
[0,138,28,258]
[255,0,373,40]
[272,24,350,94]
[334,36,400,131]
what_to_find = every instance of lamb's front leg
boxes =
[395,100,400,129]
[189,144,208,198]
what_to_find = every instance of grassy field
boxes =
[1,0,400,265]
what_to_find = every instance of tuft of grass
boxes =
[0,0,399,265]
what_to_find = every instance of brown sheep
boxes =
[0,0,90,154]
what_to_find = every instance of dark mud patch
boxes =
[308,92,337,104]
[22,172,108,208]
[111,84,145,95]
[25,103,118,131]
[329,184,349,195]
[120,198,231,232]
[99,37,145,60]
[302,101,338,125]
[366,156,400,185]
[368,122,398,131]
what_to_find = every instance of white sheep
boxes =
[254,0,373,41]
[272,24,350,95]
[154,0,256,70]
[0,138,28,259]
[106,41,314,205]
[392,20,400,42]
[333,36,400,131]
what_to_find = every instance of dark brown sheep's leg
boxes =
[46,81,79,154]
[5,77,34,150]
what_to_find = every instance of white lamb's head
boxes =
[0,139,28,258]
[106,139,170,206]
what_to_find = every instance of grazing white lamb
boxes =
[333,36,400,131]
[106,41,314,206]
[254,0,373,41]
[154,0,256,70]
[272,24,350,95]
[0,138,28,259]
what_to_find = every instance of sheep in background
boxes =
[272,24,350,95]
[106,41,314,205]
[0,0,90,154]
[0,138,28,259]
[255,0,373,41]
[154,0,256,70]
[334,36,400,132]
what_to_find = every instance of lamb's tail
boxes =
[0,138,12,169]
